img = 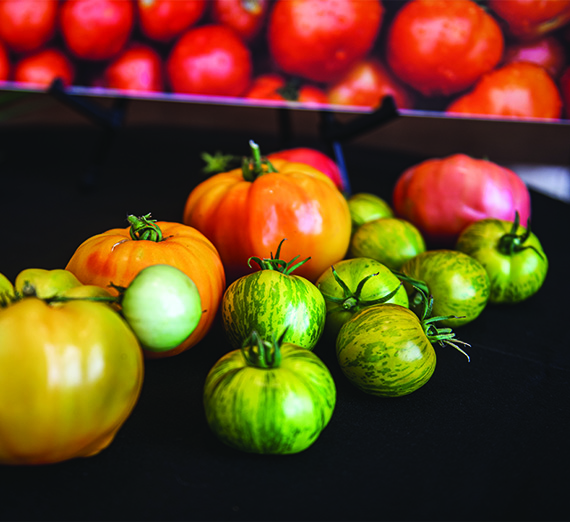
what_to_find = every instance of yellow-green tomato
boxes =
[347,192,393,231]
[0,298,144,465]
[120,264,202,352]
[15,268,82,299]
[0,273,14,304]
[349,217,426,270]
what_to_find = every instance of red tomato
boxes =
[60,0,134,61]
[392,154,532,247]
[386,0,504,97]
[14,48,74,87]
[267,0,383,83]
[103,44,164,93]
[560,66,570,118]
[0,41,9,81]
[0,0,58,53]
[446,62,563,120]
[167,24,252,97]
[266,147,346,192]
[211,0,269,42]
[326,58,414,109]
[244,74,328,105]
[137,0,206,42]
[488,0,570,40]
[503,36,567,78]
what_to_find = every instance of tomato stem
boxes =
[128,213,163,242]
[497,211,545,260]
[242,330,284,369]
[241,140,279,181]
[248,238,310,275]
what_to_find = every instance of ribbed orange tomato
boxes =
[183,142,352,283]
[65,214,226,358]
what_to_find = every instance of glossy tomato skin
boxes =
[347,193,393,231]
[503,36,567,78]
[103,45,164,92]
[401,250,490,327]
[65,220,226,358]
[137,0,205,42]
[0,0,58,53]
[349,217,426,271]
[386,0,504,97]
[488,0,570,40]
[60,0,134,61]
[268,0,383,83]
[211,0,269,42]
[14,48,75,88]
[447,62,563,120]
[167,24,252,96]
[456,218,548,304]
[327,59,414,109]
[183,158,352,283]
[316,257,409,340]
[392,154,532,247]
[0,298,144,465]
[336,304,436,397]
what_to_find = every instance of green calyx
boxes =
[498,211,545,259]
[128,213,163,242]
[248,238,310,275]
[241,140,278,182]
[242,330,284,369]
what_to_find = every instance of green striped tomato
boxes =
[336,304,436,397]
[222,265,326,351]
[347,192,393,231]
[203,331,336,454]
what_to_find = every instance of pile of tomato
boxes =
[0,138,550,462]
[1,0,570,120]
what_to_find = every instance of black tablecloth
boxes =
[2,126,569,522]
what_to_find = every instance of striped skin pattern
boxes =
[222,270,326,350]
[401,250,490,328]
[336,304,436,397]
[203,345,336,454]
[455,219,548,304]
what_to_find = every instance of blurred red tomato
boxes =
[244,74,328,105]
[14,48,74,87]
[211,0,268,42]
[103,45,164,93]
[560,66,570,118]
[60,0,133,61]
[488,0,570,40]
[0,0,58,53]
[386,0,504,97]
[0,41,9,81]
[167,24,252,96]
[266,147,346,192]
[268,0,383,83]
[137,0,205,42]
[446,62,563,120]
[327,59,413,109]
[503,36,567,78]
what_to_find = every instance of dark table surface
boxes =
[1,125,569,522]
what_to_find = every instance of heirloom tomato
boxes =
[455,212,548,304]
[15,268,83,299]
[65,214,225,358]
[167,24,252,97]
[203,330,336,455]
[488,0,570,40]
[137,0,206,42]
[103,45,164,93]
[267,0,383,83]
[349,218,426,271]
[392,154,532,247]
[0,272,14,304]
[446,62,563,120]
[0,298,143,465]
[401,250,490,328]
[13,49,75,88]
[0,0,57,53]
[184,141,352,283]
[211,0,269,42]
[386,0,504,97]
[347,192,393,231]
[316,257,408,340]
[503,36,567,79]
[221,241,326,351]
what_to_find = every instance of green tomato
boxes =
[222,268,326,351]
[347,192,393,231]
[316,257,408,340]
[121,264,202,352]
[349,218,426,270]
[455,214,548,304]
[400,250,490,328]
[203,331,336,454]
[336,304,436,397]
